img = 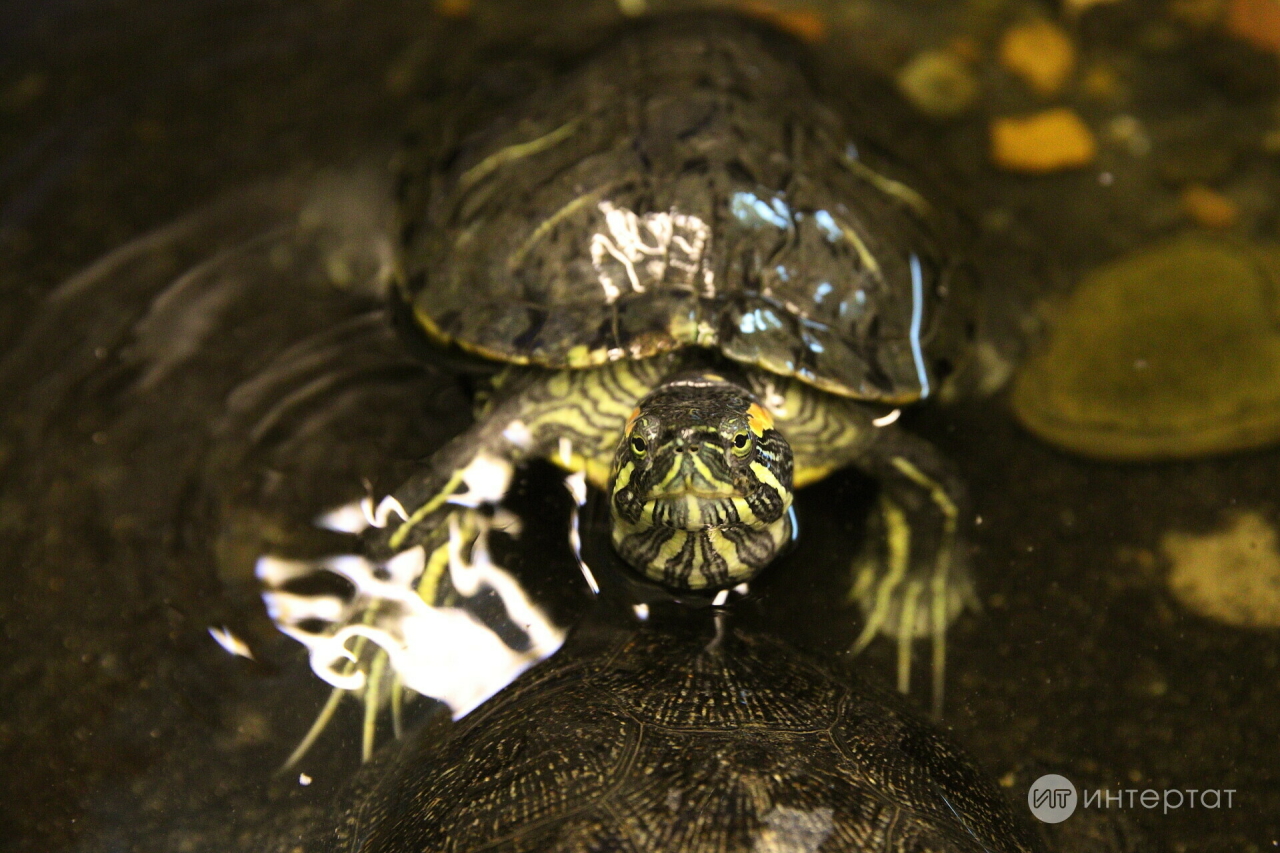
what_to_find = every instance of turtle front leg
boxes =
[262,362,658,766]
[366,359,660,566]
[850,427,979,714]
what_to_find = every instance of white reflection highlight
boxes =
[502,418,533,450]
[738,306,784,335]
[589,201,709,302]
[908,253,930,397]
[814,210,842,243]
[563,470,599,595]
[564,469,588,507]
[256,512,564,719]
[315,500,370,534]
[447,451,514,509]
[730,191,791,230]
[872,408,902,428]
[363,494,408,529]
[208,626,254,660]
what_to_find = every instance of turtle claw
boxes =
[280,682,347,773]
[268,520,459,770]
[849,494,978,717]
[265,499,565,768]
[280,644,411,772]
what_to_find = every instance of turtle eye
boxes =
[630,436,647,456]
[731,430,752,457]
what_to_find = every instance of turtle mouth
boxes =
[646,487,742,501]
[641,492,756,532]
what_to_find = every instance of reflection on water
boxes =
[257,501,566,756]
[2,1,1278,851]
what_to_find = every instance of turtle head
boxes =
[609,374,794,590]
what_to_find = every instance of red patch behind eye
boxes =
[625,408,642,434]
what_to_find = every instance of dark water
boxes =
[1,1,1276,850]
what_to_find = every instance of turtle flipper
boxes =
[849,429,979,716]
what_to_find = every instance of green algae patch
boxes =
[1162,512,1280,629]
[1012,234,1280,459]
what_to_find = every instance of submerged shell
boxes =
[400,17,960,403]
[1012,234,1280,459]
[323,625,1040,853]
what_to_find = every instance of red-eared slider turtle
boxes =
[315,622,1041,853]
[365,13,976,704]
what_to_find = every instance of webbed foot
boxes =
[261,496,562,769]
[849,443,979,716]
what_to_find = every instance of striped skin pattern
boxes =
[381,351,968,705]
[382,351,876,591]
[472,353,877,590]
[744,370,878,488]
[483,356,670,489]
[608,372,795,589]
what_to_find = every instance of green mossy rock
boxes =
[1012,234,1280,459]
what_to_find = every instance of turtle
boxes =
[364,12,978,706]
[311,618,1043,853]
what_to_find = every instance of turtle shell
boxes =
[399,16,960,403]
[322,624,1040,853]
